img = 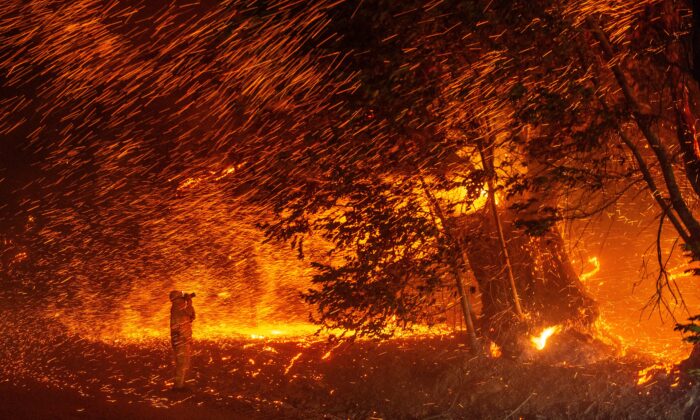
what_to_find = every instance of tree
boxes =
[448,0,700,362]
[578,0,700,365]
[255,0,603,354]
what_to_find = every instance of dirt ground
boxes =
[0,314,694,420]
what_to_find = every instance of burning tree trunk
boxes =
[454,206,598,354]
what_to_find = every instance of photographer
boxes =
[168,290,196,390]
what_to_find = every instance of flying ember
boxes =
[2,0,700,418]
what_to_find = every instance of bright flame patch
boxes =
[636,362,674,386]
[530,326,562,350]
[580,256,600,281]
[489,341,502,358]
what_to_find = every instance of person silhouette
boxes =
[169,290,195,390]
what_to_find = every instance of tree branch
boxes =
[587,17,700,247]
[476,140,525,320]
[419,175,482,355]
[616,129,693,245]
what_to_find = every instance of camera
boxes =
[183,292,196,299]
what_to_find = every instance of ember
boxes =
[2,0,700,418]
[489,341,503,358]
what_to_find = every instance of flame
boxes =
[636,362,674,386]
[489,341,502,358]
[580,256,600,281]
[530,326,562,350]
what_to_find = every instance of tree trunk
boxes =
[449,255,482,355]
[454,206,598,354]
[420,177,482,355]
[477,140,525,320]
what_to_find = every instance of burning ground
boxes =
[2,206,698,419]
[0,308,692,419]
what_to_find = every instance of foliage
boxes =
[256,0,659,337]
[675,315,700,344]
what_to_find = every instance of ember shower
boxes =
[0,0,350,339]
[2,0,700,418]
[0,0,697,344]
[0,0,697,347]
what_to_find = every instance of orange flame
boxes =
[489,341,502,358]
[636,362,675,386]
[580,256,600,281]
[530,326,561,350]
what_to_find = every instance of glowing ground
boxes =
[0,314,689,420]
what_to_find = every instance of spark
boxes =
[0,3,696,413]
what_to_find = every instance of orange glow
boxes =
[530,326,561,350]
[284,352,304,375]
[489,341,502,358]
[580,256,600,281]
[636,362,674,386]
